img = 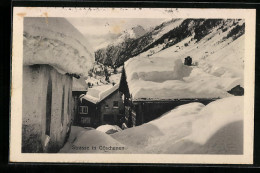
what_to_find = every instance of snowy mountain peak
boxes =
[130,25,147,38]
[95,25,147,51]
[95,19,245,68]
[114,25,147,44]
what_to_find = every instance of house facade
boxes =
[23,65,74,153]
[72,77,88,126]
[119,66,217,128]
[75,84,124,128]
[22,18,93,153]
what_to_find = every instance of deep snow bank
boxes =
[59,126,126,153]
[111,96,243,154]
[61,97,243,154]
[186,96,243,145]
[23,18,94,77]
[96,125,122,134]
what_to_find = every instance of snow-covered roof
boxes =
[23,17,94,77]
[123,56,242,101]
[72,77,88,92]
[82,83,119,104]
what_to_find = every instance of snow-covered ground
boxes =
[60,96,243,154]
[59,126,126,153]
[111,96,243,154]
[96,125,122,134]
[85,73,121,86]
[151,19,184,41]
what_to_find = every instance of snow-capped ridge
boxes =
[112,25,147,45]
[95,18,245,68]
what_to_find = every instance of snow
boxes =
[60,97,243,154]
[152,24,244,79]
[152,19,184,41]
[186,96,243,145]
[111,102,205,152]
[124,57,237,100]
[109,73,122,84]
[95,25,147,51]
[85,76,101,86]
[111,96,243,154]
[111,25,146,46]
[23,18,94,77]
[72,77,88,91]
[82,83,119,104]
[59,126,126,153]
[96,125,122,134]
[123,20,244,100]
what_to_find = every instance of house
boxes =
[75,83,124,128]
[119,57,235,128]
[22,18,93,153]
[72,77,88,126]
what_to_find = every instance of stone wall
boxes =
[22,64,73,153]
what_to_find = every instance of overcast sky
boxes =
[66,18,167,50]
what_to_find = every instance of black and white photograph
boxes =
[10,7,255,164]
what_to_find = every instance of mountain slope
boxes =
[95,19,244,68]
[121,18,245,101]
[95,25,147,66]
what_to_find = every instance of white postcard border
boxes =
[10,7,255,164]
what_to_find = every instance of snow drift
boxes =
[111,96,243,154]
[60,96,243,154]
[96,125,122,134]
[59,126,126,153]
[23,18,94,77]
[186,96,243,145]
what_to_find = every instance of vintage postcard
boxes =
[10,7,255,164]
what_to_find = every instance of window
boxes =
[113,101,119,108]
[105,104,109,109]
[79,106,88,114]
